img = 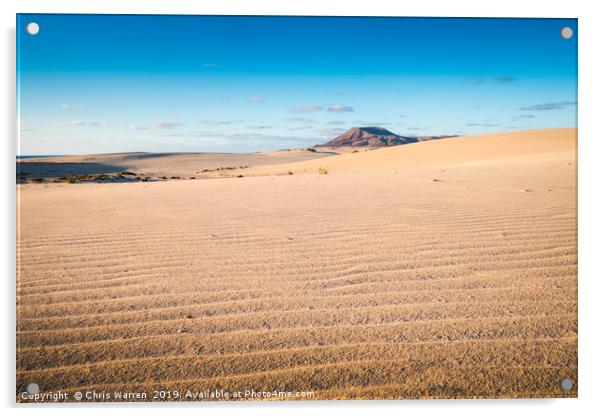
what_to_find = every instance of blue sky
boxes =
[17,14,577,155]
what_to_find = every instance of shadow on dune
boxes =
[16,162,125,179]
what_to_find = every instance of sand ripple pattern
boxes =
[17,150,577,400]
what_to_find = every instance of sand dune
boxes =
[242,128,575,176]
[17,149,335,181]
[16,128,577,400]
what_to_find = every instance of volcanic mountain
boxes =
[321,127,419,147]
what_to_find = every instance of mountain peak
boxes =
[321,126,418,147]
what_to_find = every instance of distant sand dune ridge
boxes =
[242,128,576,175]
[16,128,577,400]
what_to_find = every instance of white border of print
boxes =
[2,1,600,415]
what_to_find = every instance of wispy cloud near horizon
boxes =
[200,118,244,125]
[292,104,323,113]
[466,123,501,127]
[465,75,518,85]
[128,125,148,131]
[519,101,576,111]
[513,114,535,120]
[52,119,105,127]
[152,121,183,130]
[327,104,354,113]
[283,117,314,123]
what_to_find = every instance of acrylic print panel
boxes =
[16,14,577,402]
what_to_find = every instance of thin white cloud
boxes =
[466,75,518,85]
[128,125,148,131]
[519,101,576,111]
[152,121,183,130]
[202,63,219,69]
[466,123,501,127]
[513,114,535,120]
[283,117,314,123]
[51,119,106,127]
[200,118,244,125]
[292,104,323,113]
[327,104,354,113]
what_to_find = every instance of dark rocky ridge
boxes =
[321,127,457,147]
